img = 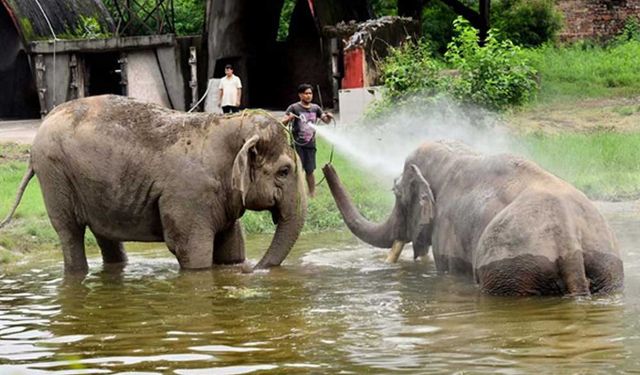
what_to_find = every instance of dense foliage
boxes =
[373,17,537,113]
[378,39,444,99]
[174,0,206,35]
[421,0,476,54]
[445,18,538,110]
[613,16,640,44]
[103,0,205,36]
[371,0,397,17]
[491,0,563,47]
[277,0,296,41]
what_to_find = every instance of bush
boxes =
[445,18,539,110]
[372,17,538,114]
[613,16,640,44]
[379,39,444,100]
[492,0,564,47]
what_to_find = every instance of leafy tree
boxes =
[491,0,563,47]
[421,1,460,54]
[371,0,397,16]
[277,0,296,41]
[174,0,206,35]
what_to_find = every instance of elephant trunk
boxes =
[254,166,308,269]
[322,164,396,248]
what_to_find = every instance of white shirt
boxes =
[218,75,242,107]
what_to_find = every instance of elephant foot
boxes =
[241,261,254,274]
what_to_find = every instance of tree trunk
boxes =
[204,0,284,107]
[439,0,491,44]
[205,0,371,109]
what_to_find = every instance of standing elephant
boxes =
[1,95,307,273]
[323,140,623,296]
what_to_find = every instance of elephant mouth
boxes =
[270,206,281,225]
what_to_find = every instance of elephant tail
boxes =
[559,250,590,296]
[0,165,35,229]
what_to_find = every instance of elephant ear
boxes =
[409,164,435,225]
[232,135,260,205]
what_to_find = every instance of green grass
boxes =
[0,158,60,252]
[524,41,640,104]
[0,161,47,220]
[518,132,640,200]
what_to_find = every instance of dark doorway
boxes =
[0,4,39,119]
[84,52,122,96]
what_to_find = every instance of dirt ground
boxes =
[0,119,40,145]
[505,96,640,133]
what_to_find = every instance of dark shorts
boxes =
[222,105,239,113]
[295,146,316,174]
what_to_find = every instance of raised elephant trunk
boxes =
[254,163,308,269]
[322,164,395,248]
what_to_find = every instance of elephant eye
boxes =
[277,166,291,178]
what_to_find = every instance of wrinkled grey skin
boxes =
[324,140,623,296]
[2,95,307,273]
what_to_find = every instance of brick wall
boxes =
[557,0,640,41]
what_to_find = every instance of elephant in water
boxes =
[323,140,623,296]
[1,95,307,273]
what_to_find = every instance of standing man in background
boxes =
[218,64,242,113]
[282,83,333,198]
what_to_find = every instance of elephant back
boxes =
[41,95,217,151]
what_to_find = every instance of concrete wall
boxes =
[127,47,185,110]
[558,0,640,42]
[42,53,72,110]
[30,36,187,115]
[338,86,382,125]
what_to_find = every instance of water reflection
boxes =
[0,206,638,373]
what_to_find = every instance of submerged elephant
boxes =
[323,140,623,296]
[1,95,306,273]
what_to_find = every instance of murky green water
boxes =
[1,203,640,374]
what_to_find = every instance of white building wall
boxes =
[126,50,171,108]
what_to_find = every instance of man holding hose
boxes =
[282,83,333,198]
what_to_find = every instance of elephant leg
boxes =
[94,233,127,264]
[41,188,88,273]
[213,220,246,265]
[583,250,624,294]
[172,230,214,269]
[161,212,214,269]
[51,220,88,274]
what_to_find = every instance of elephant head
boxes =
[229,116,308,269]
[322,163,434,262]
